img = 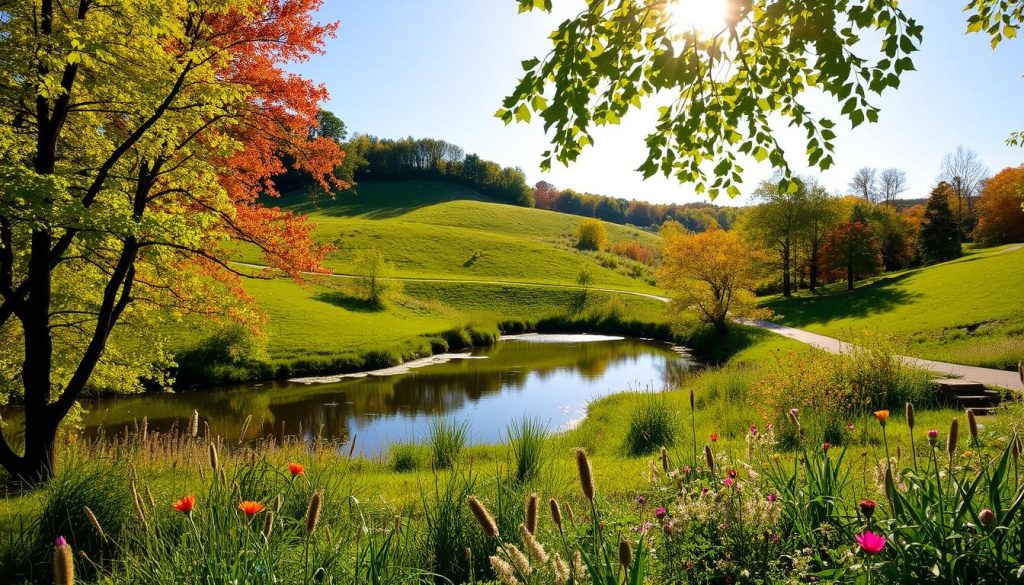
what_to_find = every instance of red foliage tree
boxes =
[821,221,883,290]
[974,165,1024,245]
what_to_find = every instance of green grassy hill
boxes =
[176,181,670,382]
[764,244,1024,369]
[240,181,662,291]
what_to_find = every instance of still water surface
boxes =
[69,334,693,454]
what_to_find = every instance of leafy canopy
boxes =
[501,0,923,198]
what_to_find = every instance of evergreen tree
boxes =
[918,182,963,264]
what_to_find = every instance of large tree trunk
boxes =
[782,242,792,297]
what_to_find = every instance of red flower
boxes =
[859,499,876,518]
[289,462,305,477]
[822,442,831,451]
[709,433,719,443]
[172,495,195,514]
[238,501,266,517]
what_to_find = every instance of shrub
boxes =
[575,218,608,251]
[624,396,678,456]
[388,442,425,472]
[428,418,470,469]
[610,240,655,263]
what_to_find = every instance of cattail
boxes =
[967,409,979,443]
[553,552,569,585]
[348,434,358,458]
[565,499,575,523]
[574,448,595,501]
[618,539,632,571]
[884,466,896,503]
[489,555,521,585]
[262,511,275,540]
[549,498,563,529]
[519,523,549,563]
[661,446,669,473]
[948,418,960,458]
[468,496,499,538]
[83,506,104,541]
[905,402,915,430]
[305,491,322,536]
[704,444,715,475]
[189,410,199,438]
[689,388,695,411]
[53,536,74,585]
[525,493,539,535]
[573,550,587,580]
[208,442,220,471]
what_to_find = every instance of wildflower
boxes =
[238,501,265,517]
[767,493,778,503]
[822,442,831,451]
[963,450,974,459]
[727,468,738,478]
[574,448,595,501]
[289,462,305,477]
[53,536,74,585]
[846,423,855,431]
[979,509,996,527]
[874,410,890,427]
[655,506,668,519]
[507,544,531,577]
[468,496,499,538]
[771,453,781,462]
[638,521,653,534]
[768,532,779,543]
[750,425,759,436]
[489,555,521,585]
[305,491,322,536]
[722,478,734,488]
[172,495,195,515]
[859,499,876,519]
[682,465,692,474]
[553,553,569,585]
[855,531,886,555]
[710,433,719,442]
[928,429,939,446]
[519,523,549,563]
[636,495,646,506]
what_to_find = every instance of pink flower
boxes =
[638,521,653,534]
[846,423,855,431]
[55,536,67,547]
[766,493,778,503]
[654,507,668,519]
[722,478,734,488]
[749,425,759,436]
[855,531,886,556]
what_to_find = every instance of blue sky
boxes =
[293,0,1024,206]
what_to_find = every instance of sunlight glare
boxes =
[666,0,730,37]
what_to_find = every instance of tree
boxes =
[354,249,393,307]
[799,184,843,291]
[868,204,917,271]
[0,1,342,481]
[657,225,769,334]
[534,181,559,209]
[849,168,880,203]
[739,177,808,297]
[501,1,923,198]
[575,218,608,251]
[974,165,1024,245]
[940,146,989,243]
[879,168,909,204]
[821,217,883,290]
[918,183,963,264]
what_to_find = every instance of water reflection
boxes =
[4,336,694,455]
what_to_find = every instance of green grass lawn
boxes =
[763,244,1024,369]
[239,180,663,292]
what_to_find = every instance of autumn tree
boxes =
[940,146,989,243]
[799,184,843,291]
[918,183,963,264]
[0,1,343,481]
[739,177,808,296]
[575,218,608,251]
[879,168,909,204]
[849,167,880,203]
[974,165,1024,245]
[821,215,883,290]
[657,225,769,334]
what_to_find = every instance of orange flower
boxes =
[289,462,305,477]
[239,501,266,517]
[172,495,195,514]
[874,410,890,426]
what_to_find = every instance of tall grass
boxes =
[506,417,548,485]
[388,442,426,473]
[427,418,470,470]
[624,395,678,457]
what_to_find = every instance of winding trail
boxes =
[234,262,1022,391]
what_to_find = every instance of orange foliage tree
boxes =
[974,165,1024,245]
[656,225,770,334]
[0,0,342,481]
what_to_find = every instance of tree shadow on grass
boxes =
[313,291,384,313]
[762,272,921,328]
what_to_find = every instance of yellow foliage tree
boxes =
[656,225,771,334]
[575,218,608,251]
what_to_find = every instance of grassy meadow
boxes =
[764,244,1024,370]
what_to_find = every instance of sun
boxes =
[665,0,730,37]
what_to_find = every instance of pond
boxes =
[13,334,695,455]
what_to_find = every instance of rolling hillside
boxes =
[764,244,1024,369]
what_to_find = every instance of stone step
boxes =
[933,378,988,394]
[956,395,1000,408]
[965,406,999,417]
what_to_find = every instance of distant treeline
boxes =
[344,135,534,207]
[533,181,740,231]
